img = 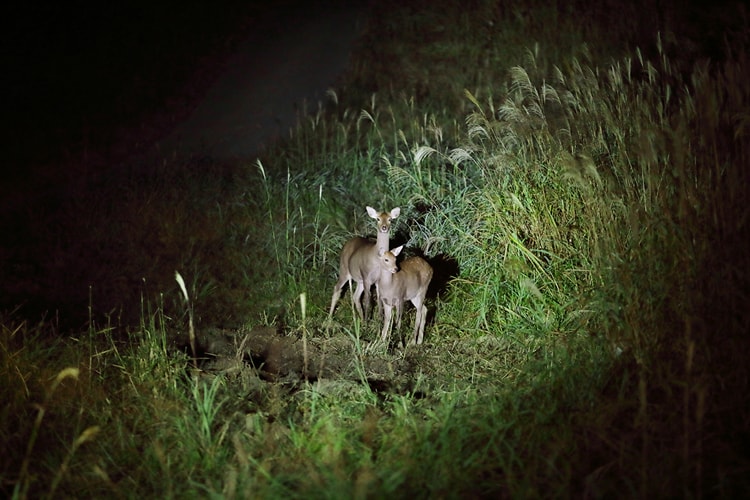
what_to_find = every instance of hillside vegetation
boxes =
[2,1,749,497]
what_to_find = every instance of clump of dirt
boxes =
[192,325,434,402]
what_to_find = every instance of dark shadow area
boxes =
[425,253,460,302]
[1,1,371,329]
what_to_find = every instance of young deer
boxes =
[328,206,400,322]
[376,245,433,345]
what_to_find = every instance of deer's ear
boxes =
[392,245,404,256]
[378,248,386,257]
[366,206,379,219]
[390,207,401,219]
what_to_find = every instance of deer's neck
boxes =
[379,266,395,289]
[376,230,390,253]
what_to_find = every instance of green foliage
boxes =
[3,1,750,498]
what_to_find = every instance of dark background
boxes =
[2,1,359,186]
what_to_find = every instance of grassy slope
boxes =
[2,0,750,497]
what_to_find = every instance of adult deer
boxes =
[328,206,400,322]
[376,245,433,345]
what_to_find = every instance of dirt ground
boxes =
[192,323,434,401]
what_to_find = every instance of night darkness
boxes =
[5,1,284,179]
[2,0,365,326]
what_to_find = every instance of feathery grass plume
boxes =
[48,425,101,498]
[15,367,81,498]
[175,270,196,368]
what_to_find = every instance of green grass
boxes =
[2,0,750,497]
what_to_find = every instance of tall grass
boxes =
[2,1,749,497]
